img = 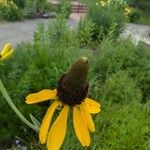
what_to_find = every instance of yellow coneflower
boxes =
[26,57,101,150]
[0,43,14,61]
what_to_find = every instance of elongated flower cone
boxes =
[25,57,101,150]
[57,57,89,106]
[64,57,89,87]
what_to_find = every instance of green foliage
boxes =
[0,12,150,149]
[59,0,71,18]
[92,39,150,102]
[125,0,150,24]
[22,0,38,19]
[22,0,52,19]
[0,0,22,21]
[34,14,80,50]
[134,0,150,25]
[92,101,150,149]
[92,39,138,80]
[85,0,126,41]
[137,42,150,102]
[103,71,142,104]
[78,17,96,47]
[13,0,25,8]
[127,7,140,23]
[0,0,53,21]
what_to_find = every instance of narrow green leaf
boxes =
[30,114,40,129]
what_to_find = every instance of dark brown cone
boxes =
[57,57,89,106]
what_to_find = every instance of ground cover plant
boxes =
[0,0,54,21]
[0,12,150,149]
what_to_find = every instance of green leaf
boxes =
[30,114,40,129]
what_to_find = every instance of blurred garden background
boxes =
[0,0,150,149]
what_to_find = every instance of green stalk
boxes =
[0,79,39,132]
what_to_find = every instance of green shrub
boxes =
[34,14,79,49]
[91,39,150,102]
[47,14,69,43]
[0,0,22,21]
[92,39,138,80]
[78,17,96,47]
[59,0,71,18]
[85,0,126,41]
[22,0,38,19]
[22,0,52,19]
[0,0,53,21]
[13,0,25,8]
[125,6,141,22]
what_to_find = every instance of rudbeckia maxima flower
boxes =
[26,57,101,150]
[0,43,14,61]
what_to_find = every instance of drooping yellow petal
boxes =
[80,105,88,128]
[81,102,95,132]
[25,89,57,104]
[0,43,14,60]
[73,106,90,147]
[47,105,69,150]
[1,43,12,56]
[85,98,101,114]
[39,101,60,144]
[85,98,101,107]
[0,49,14,60]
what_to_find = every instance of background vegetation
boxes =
[124,0,150,25]
[0,12,150,149]
[0,0,53,21]
[0,0,150,149]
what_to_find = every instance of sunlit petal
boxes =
[0,43,14,60]
[39,101,60,144]
[0,49,14,60]
[81,102,95,132]
[73,106,90,146]
[85,98,101,107]
[85,98,101,114]
[47,105,69,150]
[1,43,12,56]
[25,89,57,104]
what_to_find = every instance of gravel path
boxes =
[0,18,52,50]
[120,23,150,45]
[0,13,84,50]
[0,16,150,50]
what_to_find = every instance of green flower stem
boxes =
[0,79,39,132]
